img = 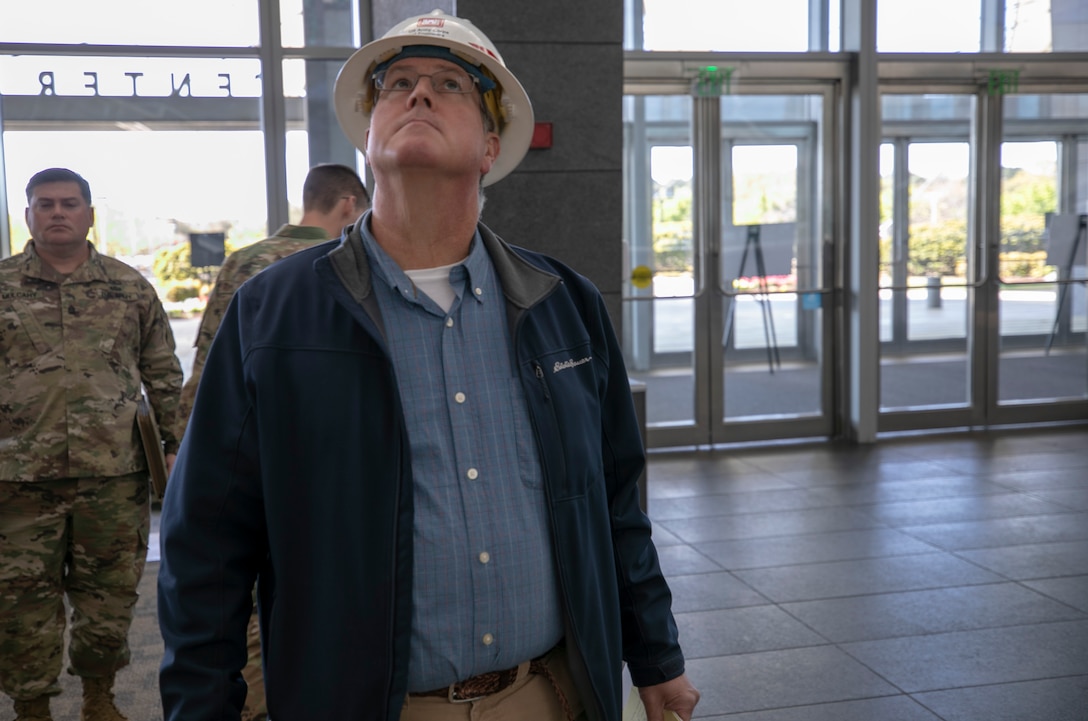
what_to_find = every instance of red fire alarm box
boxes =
[531,122,553,149]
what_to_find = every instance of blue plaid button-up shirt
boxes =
[361,223,562,692]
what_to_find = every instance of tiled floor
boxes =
[646,424,1088,720]
[6,424,1085,720]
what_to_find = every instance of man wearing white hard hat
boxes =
[158,10,699,721]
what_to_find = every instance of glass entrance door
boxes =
[878,89,1088,432]
[624,88,834,447]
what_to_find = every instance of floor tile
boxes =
[957,540,1088,579]
[781,583,1086,642]
[655,507,881,544]
[1024,575,1088,613]
[650,523,683,546]
[655,543,723,576]
[648,488,832,521]
[805,476,1008,505]
[685,646,899,716]
[696,695,943,721]
[858,492,1070,526]
[1027,488,1088,511]
[698,528,938,570]
[912,675,1088,721]
[931,447,1088,475]
[770,460,961,486]
[665,571,769,613]
[732,553,1003,603]
[986,466,1088,491]
[841,619,1088,693]
[898,513,1088,550]
[675,605,826,658]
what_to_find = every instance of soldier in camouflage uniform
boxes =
[179,163,369,429]
[0,168,183,721]
[178,162,367,721]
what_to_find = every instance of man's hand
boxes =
[638,673,700,721]
[165,452,177,477]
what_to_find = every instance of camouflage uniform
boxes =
[179,224,330,721]
[0,241,182,700]
[179,225,331,431]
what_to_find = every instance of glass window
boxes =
[1048,0,1088,51]
[4,129,270,260]
[0,56,262,97]
[0,1,259,46]
[878,0,982,52]
[639,0,811,51]
[280,0,358,48]
[878,0,1088,53]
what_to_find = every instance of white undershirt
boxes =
[404,262,459,313]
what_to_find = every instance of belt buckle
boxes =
[447,685,484,704]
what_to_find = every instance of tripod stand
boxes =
[723,225,781,373]
[1045,214,1086,356]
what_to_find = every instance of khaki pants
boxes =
[241,608,267,721]
[400,643,586,721]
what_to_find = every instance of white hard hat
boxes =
[334,9,534,187]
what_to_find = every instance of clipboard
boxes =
[136,394,169,500]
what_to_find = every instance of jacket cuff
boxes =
[627,651,686,688]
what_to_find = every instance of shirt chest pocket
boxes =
[1,301,57,372]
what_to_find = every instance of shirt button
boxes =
[446,317,454,327]
[466,468,478,480]
[478,551,490,564]
[454,392,466,404]
[482,633,494,646]
[474,287,483,296]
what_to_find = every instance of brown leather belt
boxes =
[412,658,546,703]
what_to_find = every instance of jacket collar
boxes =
[326,211,560,311]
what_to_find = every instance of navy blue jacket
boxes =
[158,221,685,720]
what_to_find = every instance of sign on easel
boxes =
[721,222,796,281]
[1045,213,1087,266]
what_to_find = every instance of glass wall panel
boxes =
[879,95,975,410]
[623,96,696,429]
[879,142,895,343]
[638,0,811,51]
[998,95,1088,403]
[720,95,825,420]
[0,55,263,98]
[281,0,357,47]
[0,1,259,46]
[878,0,982,52]
[878,0,1088,53]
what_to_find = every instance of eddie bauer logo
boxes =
[553,356,592,373]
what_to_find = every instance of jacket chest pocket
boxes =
[530,352,604,501]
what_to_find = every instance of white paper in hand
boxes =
[622,686,682,721]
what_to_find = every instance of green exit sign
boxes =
[693,66,735,97]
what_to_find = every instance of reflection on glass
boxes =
[0,56,262,97]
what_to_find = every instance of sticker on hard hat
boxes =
[418,18,445,27]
